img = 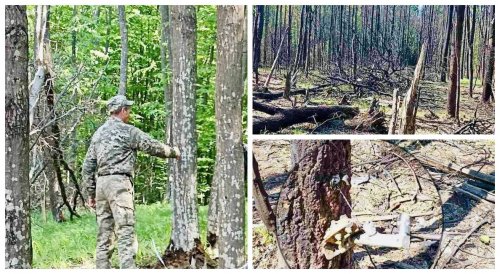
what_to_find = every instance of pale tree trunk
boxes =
[118,5,128,96]
[167,5,200,259]
[276,141,353,268]
[159,5,173,203]
[29,5,48,129]
[388,88,400,134]
[398,42,427,134]
[5,5,32,268]
[213,6,246,268]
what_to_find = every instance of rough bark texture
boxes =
[167,5,200,256]
[481,6,495,103]
[253,101,359,134]
[5,5,32,268]
[212,6,246,268]
[447,6,465,118]
[399,42,427,134]
[276,141,353,269]
[159,5,173,202]
[118,5,128,96]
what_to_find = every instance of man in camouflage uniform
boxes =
[82,95,180,269]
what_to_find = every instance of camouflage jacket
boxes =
[82,116,177,198]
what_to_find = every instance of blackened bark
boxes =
[447,6,465,118]
[276,141,352,268]
[440,6,454,82]
[482,6,495,103]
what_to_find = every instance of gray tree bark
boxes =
[213,6,246,268]
[118,5,128,96]
[5,5,32,268]
[399,42,427,134]
[159,5,173,203]
[29,5,48,129]
[167,5,200,255]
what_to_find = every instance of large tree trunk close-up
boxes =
[276,140,353,268]
[5,5,32,269]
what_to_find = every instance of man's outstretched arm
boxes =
[130,127,180,159]
[82,143,97,207]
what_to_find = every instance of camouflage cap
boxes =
[107,95,134,113]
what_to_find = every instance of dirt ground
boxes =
[252,140,495,269]
[253,70,495,135]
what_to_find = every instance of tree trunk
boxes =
[166,5,200,262]
[118,5,128,96]
[399,42,427,134]
[253,6,264,86]
[447,6,465,118]
[29,5,48,129]
[263,27,289,89]
[210,6,246,268]
[388,88,400,134]
[468,6,476,97]
[159,5,173,203]
[5,5,32,268]
[276,141,353,268]
[481,6,495,103]
[440,6,454,82]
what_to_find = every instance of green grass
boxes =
[32,203,208,268]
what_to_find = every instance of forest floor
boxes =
[32,203,208,269]
[253,68,495,135]
[252,140,495,269]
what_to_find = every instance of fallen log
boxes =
[253,100,359,134]
[416,156,495,185]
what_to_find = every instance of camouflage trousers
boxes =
[95,174,137,269]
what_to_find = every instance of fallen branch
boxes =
[253,83,332,100]
[416,156,495,185]
[440,219,489,268]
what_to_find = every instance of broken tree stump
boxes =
[399,42,427,134]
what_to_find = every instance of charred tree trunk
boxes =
[276,140,353,268]
[253,101,359,134]
[440,6,453,82]
[5,5,32,268]
[481,6,495,103]
[118,5,128,96]
[165,6,200,264]
[253,6,264,87]
[468,6,476,97]
[447,6,465,118]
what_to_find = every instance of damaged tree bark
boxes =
[5,5,32,268]
[276,140,353,268]
[164,6,201,267]
[253,101,359,134]
[398,42,427,134]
